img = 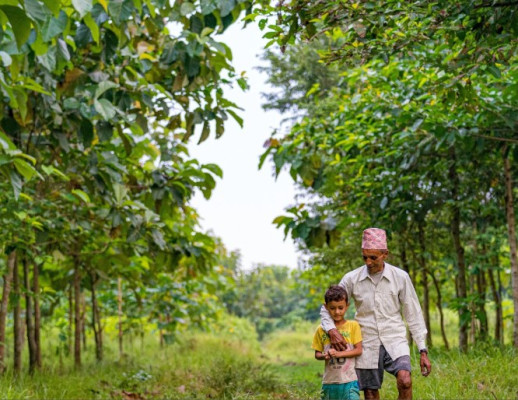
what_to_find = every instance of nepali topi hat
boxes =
[361,228,387,250]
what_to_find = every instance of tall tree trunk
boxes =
[74,263,81,368]
[90,271,103,362]
[497,269,505,345]
[13,260,22,373]
[23,259,37,374]
[476,268,488,338]
[430,272,450,350]
[33,262,42,369]
[399,237,410,275]
[118,277,123,360]
[503,149,518,348]
[469,273,476,345]
[488,262,503,344]
[81,292,87,351]
[0,250,16,373]
[68,285,73,356]
[449,147,469,352]
[417,223,432,347]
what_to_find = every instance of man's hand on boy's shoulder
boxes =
[328,328,347,351]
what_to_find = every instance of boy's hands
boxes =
[328,348,338,358]
[323,351,331,360]
[328,328,347,351]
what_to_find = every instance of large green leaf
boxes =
[0,5,32,48]
[94,98,117,120]
[25,0,51,23]
[72,0,93,18]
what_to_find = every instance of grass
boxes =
[0,318,516,399]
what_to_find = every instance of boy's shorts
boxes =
[356,345,411,390]
[321,381,360,400]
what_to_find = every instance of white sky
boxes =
[188,23,300,270]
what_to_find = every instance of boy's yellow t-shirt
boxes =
[312,320,362,384]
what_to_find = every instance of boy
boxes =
[312,285,363,400]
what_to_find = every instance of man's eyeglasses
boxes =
[362,254,383,261]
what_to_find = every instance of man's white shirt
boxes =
[321,263,427,369]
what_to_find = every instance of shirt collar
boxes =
[359,262,393,282]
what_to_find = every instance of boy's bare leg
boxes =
[396,370,412,400]
[364,389,380,400]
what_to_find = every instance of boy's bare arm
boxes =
[327,342,362,359]
[315,350,331,360]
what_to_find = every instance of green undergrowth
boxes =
[0,318,516,399]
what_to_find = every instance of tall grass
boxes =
[0,313,516,399]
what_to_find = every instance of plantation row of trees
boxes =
[256,1,518,351]
[0,0,256,375]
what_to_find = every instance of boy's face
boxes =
[325,298,348,323]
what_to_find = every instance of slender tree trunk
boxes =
[503,149,518,348]
[399,237,410,275]
[430,272,450,350]
[68,286,73,356]
[0,250,16,373]
[81,292,87,351]
[497,269,505,345]
[417,223,432,347]
[118,277,123,360]
[33,263,42,369]
[90,272,103,362]
[74,264,81,368]
[469,273,476,345]
[488,262,503,344]
[23,259,37,374]
[476,268,488,338]
[449,147,469,352]
[13,261,22,373]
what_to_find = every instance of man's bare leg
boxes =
[396,370,412,400]
[364,389,380,400]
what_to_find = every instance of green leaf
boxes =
[487,64,501,79]
[219,0,235,18]
[0,131,16,150]
[0,6,32,48]
[198,121,210,144]
[79,118,94,147]
[108,0,133,25]
[180,2,195,16]
[9,169,22,199]
[25,0,51,23]
[41,0,60,16]
[71,189,90,203]
[13,158,38,181]
[94,98,117,120]
[41,11,68,41]
[95,80,117,98]
[72,0,92,18]
[203,163,223,178]
[84,12,100,43]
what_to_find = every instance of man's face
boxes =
[362,248,387,272]
[325,299,348,323]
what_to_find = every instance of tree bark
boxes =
[13,260,22,373]
[488,261,503,344]
[90,271,103,362]
[68,285,73,356]
[33,262,42,369]
[476,268,488,338]
[417,223,432,347]
[449,147,469,352]
[74,263,81,368]
[503,149,518,348]
[81,292,87,351]
[0,250,16,373]
[118,277,123,360]
[23,259,37,374]
[430,272,450,350]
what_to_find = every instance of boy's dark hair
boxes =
[324,285,348,304]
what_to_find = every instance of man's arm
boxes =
[328,341,362,359]
[401,273,432,376]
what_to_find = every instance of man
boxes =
[321,228,431,400]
